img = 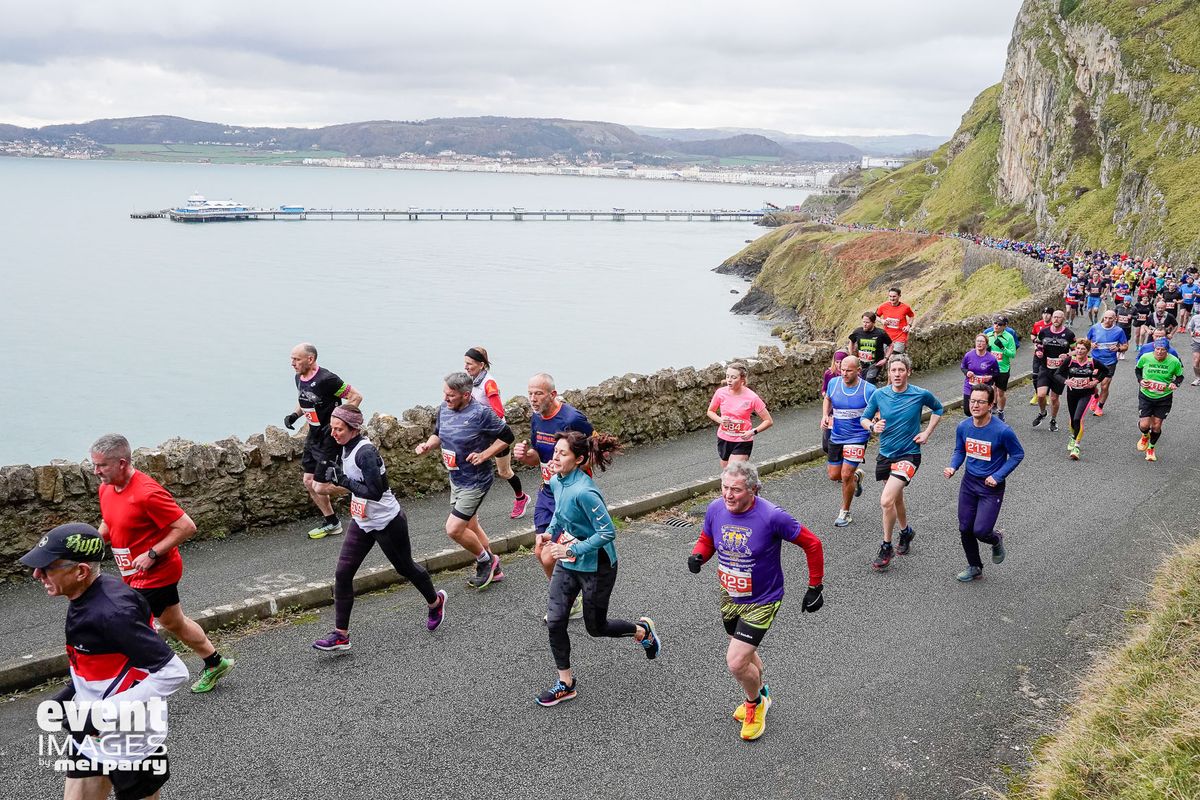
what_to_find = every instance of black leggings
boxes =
[1065,389,1094,441]
[334,511,436,630]
[546,550,638,670]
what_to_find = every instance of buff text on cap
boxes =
[19,523,105,569]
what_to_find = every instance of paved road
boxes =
[1,355,1196,799]
[1,361,980,661]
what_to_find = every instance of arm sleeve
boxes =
[484,380,505,418]
[142,485,186,530]
[692,531,716,562]
[781,511,824,586]
[340,446,386,500]
[566,487,615,557]
[949,424,966,471]
[992,427,1024,482]
[924,389,944,415]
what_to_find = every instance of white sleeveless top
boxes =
[343,438,401,531]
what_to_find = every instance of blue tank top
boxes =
[827,377,874,445]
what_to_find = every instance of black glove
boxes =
[687,553,705,574]
[801,583,824,613]
[284,412,301,430]
[322,463,345,486]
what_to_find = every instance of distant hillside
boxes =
[838,0,1200,260]
[2,114,855,163]
[631,125,946,156]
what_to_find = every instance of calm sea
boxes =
[0,156,812,464]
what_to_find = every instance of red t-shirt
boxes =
[1031,320,1051,339]
[99,470,186,589]
[876,302,915,344]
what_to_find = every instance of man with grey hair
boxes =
[284,342,362,540]
[688,461,825,742]
[91,434,234,694]
[416,372,516,589]
[514,372,594,617]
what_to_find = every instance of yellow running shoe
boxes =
[1145,447,1157,462]
[1028,394,1038,405]
[739,693,772,741]
[1137,433,1150,452]
[732,683,770,722]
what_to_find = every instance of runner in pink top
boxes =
[706,362,773,467]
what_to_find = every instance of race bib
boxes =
[718,564,753,598]
[301,407,320,426]
[557,532,577,563]
[965,438,992,462]
[842,443,866,463]
[111,546,137,578]
[883,318,899,329]
[1046,356,1065,368]
[721,416,751,435]
[1144,380,1169,393]
[440,449,459,471]
[540,461,554,483]
[349,497,367,520]
[890,460,918,481]
[1066,377,1091,390]
[832,408,864,419]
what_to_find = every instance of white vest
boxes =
[344,438,401,531]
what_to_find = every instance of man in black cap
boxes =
[22,523,188,800]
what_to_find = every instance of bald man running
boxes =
[284,343,363,540]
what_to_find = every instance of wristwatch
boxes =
[147,548,158,561]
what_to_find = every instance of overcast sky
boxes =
[0,0,1026,136]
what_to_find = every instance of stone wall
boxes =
[0,344,832,579]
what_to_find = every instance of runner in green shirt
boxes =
[1134,339,1185,462]
[985,316,1018,421]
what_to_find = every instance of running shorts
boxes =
[717,439,753,461]
[302,427,339,474]
[1035,368,1065,392]
[994,371,1010,391]
[1191,340,1200,354]
[67,751,170,800]
[1118,323,1132,340]
[875,453,922,484]
[1138,392,1174,420]
[1086,296,1102,309]
[1183,302,1194,313]
[534,484,556,532]
[891,341,907,354]
[721,591,781,648]
[135,583,181,617]
[449,482,490,521]
[826,441,868,466]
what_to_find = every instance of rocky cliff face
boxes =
[843,0,1200,260]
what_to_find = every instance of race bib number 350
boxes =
[842,444,866,463]
[718,564,753,598]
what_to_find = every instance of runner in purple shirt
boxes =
[960,334,1000,413]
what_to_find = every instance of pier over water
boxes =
[136,206,769,223]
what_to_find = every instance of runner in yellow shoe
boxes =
[688,462,825,741]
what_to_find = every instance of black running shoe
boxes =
[897,526,916,555]
[467,553,497,589]
[1032,412,1046,428]
[1049,418,1059,433]
[872,543,894,572]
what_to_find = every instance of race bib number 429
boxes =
[718,564,753,598]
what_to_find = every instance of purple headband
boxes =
[331,405,364,429]
[834,350,848,361]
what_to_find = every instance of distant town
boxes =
[0,136,920,189]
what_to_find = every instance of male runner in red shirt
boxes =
[91,433,235,694]
[877,287,916,354]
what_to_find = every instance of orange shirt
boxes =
[875,302,915,344]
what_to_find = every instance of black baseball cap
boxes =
[1042,306,1055,314]
[20,523,105,569]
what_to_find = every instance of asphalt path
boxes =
[1,356,1196,799]
[0,361,979,660]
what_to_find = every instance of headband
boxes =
[331,405,364,429]
[464,348,486,363]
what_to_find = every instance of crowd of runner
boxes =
[22,227,1199,797]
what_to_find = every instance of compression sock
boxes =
[1150,430,1163,445]
[508,475,523,496]
[203,652,224,669]
[324,513,338,525]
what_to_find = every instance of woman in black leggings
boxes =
[1056,340,1108,461]
[311,404,446,651]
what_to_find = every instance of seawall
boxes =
[0,237,1066,580]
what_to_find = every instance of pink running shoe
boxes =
[511,493,530,519]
